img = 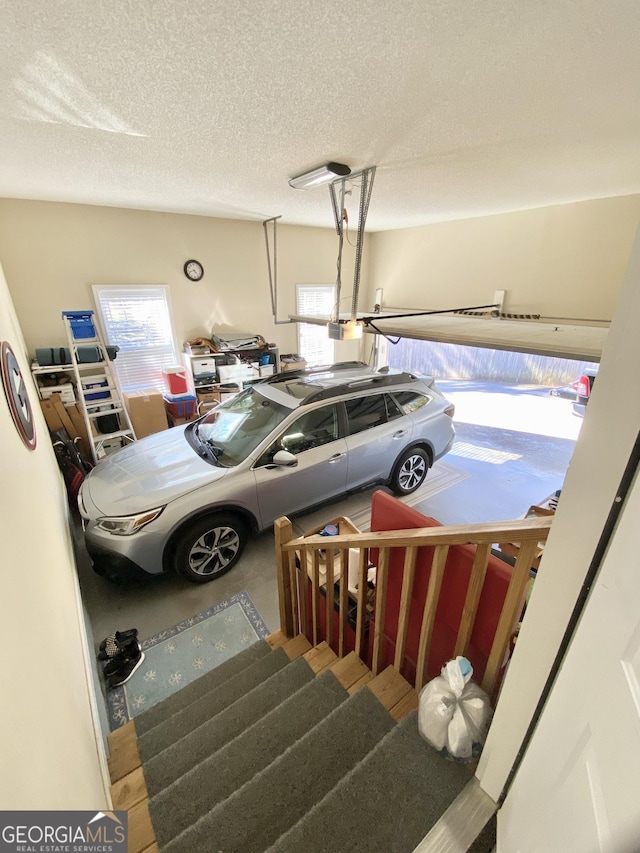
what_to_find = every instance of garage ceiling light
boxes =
[288,162,351,189]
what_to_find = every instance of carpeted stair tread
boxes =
[266,710,471,853]
[150,670,349,845]
[138,647,289,761]
[134,640,270,735]
[144,657,316,796]
[163,686,395,853]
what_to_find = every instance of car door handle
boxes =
[328,453,346,463]
[392,430,408,439]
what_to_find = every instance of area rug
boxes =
[106,591,269,730]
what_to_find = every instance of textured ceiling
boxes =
[1,0,640,231]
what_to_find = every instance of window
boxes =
[296,285,335,366]
[92,285,180,393]
[393,390,430,414]
[256,404,340,466]
[345,394,402,435]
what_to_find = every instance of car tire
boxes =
[173,513,247,583]
[390,447,429,495]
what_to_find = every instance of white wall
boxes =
[0,262,109,808]
[0,200,365,363]
[369,195,640,320]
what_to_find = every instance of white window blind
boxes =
[296,285,335,366]
[92,285,180,393]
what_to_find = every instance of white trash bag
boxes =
[417,656,493,761]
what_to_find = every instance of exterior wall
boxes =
[388,338,594,384]
[369,195,640,322]
[0,261,110,808]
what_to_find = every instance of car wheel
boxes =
[173,513,247,583]
[390,447,429,495]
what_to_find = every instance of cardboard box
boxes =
[280,358,307,372]
[196,389,222,404]
[39,384,76,405]
[124,389,168,438]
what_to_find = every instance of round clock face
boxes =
[184,260,204,281]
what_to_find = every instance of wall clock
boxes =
[1,341,37,450]
[184,259,204,282]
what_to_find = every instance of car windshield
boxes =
[186,387,290,467]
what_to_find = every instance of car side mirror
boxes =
[272,449,298,467]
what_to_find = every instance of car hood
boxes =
[84,425,229,516]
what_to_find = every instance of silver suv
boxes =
[79,362,455,583]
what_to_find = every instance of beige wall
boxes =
[0,199,365,362]
[0,263,109,808]
[369,195,640,320]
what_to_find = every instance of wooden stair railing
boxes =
[274,514,552,700]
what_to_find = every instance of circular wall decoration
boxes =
[184,259,204,282]
[1,341,37,450]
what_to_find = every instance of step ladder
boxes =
[61,310,136,463]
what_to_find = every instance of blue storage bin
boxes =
[83,377,110,401]
[62,310,96,340]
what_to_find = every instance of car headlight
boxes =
[96,507,165,536]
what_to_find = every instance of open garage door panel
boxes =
[289,312,608,362]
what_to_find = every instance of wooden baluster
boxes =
[415,544,449,691]
[354,548,369,658]
[289,546,299,637]
[274,517,294,637]
[481,539,538,699]
[454,542,491,658]
[297,546,309,640]
[325,549,335,650]
[337,549,349,657]
[371,547,390,675]
[311,548,321,647]
[394,545,418,671]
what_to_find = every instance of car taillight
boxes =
[444,404,455,417]
[576,375,590,397]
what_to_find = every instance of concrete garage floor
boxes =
[76,380,583,650]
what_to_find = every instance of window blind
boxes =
[92,285,180,393]
[296,285,335,366]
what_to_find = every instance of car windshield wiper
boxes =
[204,439,225,460]
[187,422,220,465]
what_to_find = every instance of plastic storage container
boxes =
[163,366,190,396]
[62,311,97,340]
[82,376,110,401]
[163,394,197,419]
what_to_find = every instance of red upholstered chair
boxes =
[367,490,516,687]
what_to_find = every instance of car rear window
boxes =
[393,390,430,414]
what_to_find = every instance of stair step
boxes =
[150,670,349,846]
[266,712,471,853]
[367,664,415,711]
[111,765,147,811]
[282,633,313,659]
[137,647,290,762]
[107,719,140,784]
[134,639,271,737]
[143,657,315,796]
[163,687,396,853]
[303,641,338,674]
[265,630,288,649]
[329,651,371,690]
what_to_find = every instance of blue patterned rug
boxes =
[106,591,269,730]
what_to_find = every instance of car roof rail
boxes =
[260,360,369,384]
[302,371,418,405]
